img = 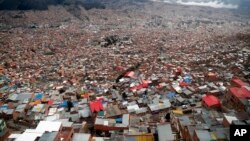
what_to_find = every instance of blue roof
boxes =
[0,105,8,110]
[35,93,43,100]
[183,75,192,83]
[59,101,68,108]
[167,92,176,99]
[116,118,123,123]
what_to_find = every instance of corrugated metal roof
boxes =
[195,130,212,140]
[38,132,58,141]
[157,124,174,141]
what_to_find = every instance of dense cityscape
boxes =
[0,0,250,141]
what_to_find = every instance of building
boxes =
[193,130,212,141]
[224,78,250,112]
[230,78,248,88]
[72,133,91,141]
[202,95,221,109]
[94,114,129,131]
[123,133,154,141]
[0,119,10,141]
[177,116,193,139]
[8,121,65,141]
[206,72,218,81]
[157,123,176,141]
[226,86,250,112]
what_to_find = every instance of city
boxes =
[0,0,250,141]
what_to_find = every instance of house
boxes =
[167,92,176,100]
[148,99,171,112]
[95,114,129,131]
[89,100,104,113]
[157,123,175,141]
[184,125,195,141]
[9,121,63,141]
[207,90,221,96]
[177,116,192,138]
[59,127,74,141]
[222,114,238,127]
[38,132,60,141]
[230,78,248,88]
[193,130,212,141]
[202,95,220,109]
[0,119,9,141]
[130,82,148,91]
[172,84,182,93]
[72,133,91,141]
[9,120,75,141]
[124,133,154,141]
[105,104,122,118]
[211,128,230,141]
[226,86,250,112]
[206,72,218,81]
[222,112,250,127]
[182,88,193,97]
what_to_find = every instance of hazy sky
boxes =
[151,0,250,9]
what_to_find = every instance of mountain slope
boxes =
[0,0,105,10]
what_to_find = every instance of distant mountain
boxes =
[0,0,105,10]
[0,0,62,10]
[0,0,248,11]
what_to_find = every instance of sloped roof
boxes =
[229,86,250,99]
[202,95,220,107]
[89,100,104,113]
[232,78,248,87]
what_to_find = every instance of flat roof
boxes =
[36,121,62,132]
[72,133,91,141]
[157,124,175,141]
